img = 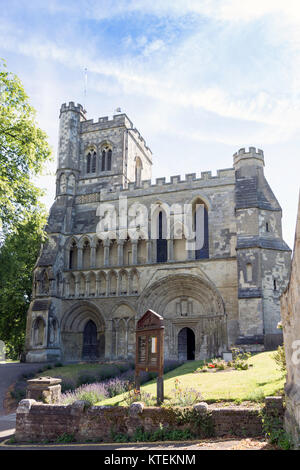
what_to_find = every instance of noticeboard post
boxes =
[135,310,164,405]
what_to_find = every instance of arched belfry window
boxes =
[86,151,96,174]
[193,200,209,259]
[86,153,91,173]
[157,210,167,263]
[101,145,112,172]
[91,151,96,173]
[107,149,112,171]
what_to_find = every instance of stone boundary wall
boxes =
[15,398,283,443]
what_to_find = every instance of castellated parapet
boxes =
[24,103,291,364]
[233,147,265,170]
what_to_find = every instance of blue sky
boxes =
[1,0,300,247]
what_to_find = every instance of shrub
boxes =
[123,385,155,406]
[261,409,292,450]
[272,345,286,374]
[171,379,202,406]
[105,378,130,398]
[60,383,108,405]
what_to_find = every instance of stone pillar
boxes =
[115,319,119,358]
[117,240,124,266]
[146,240,152,264]
[96,274,101,297]
[90,246,96,268]
[85,274,90,297]
[75,274,80,297]
[65,280,70,298]
[26,377,62,404]
[167,239,174,262]
[104,239,110,267]
[77,247,83,269]
[132,239,138,265]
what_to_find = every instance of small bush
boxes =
[105,378,130,398]
[60,383,108,405]
[272,345,286,374]
[170,379,202,406]
[123,385,155,406]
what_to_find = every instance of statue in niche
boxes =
[33,317,45,347]
[48,316,58,346]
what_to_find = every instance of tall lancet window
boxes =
[107,149,112,171]
[157,210,167,263]
[91,151,97,173]
[100,145,112,171]
[193,200,209,259]
[86,152,91,173]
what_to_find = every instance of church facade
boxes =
[25,102,291,363]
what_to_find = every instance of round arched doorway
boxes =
[82,320,98,360]
[178,327,195,361]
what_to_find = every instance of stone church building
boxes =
[25,102,291,363]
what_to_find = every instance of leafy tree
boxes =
[0,60,52,358]
[0,210,47,359]
[0,58,51,238]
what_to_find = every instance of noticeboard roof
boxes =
[136,309,164,331]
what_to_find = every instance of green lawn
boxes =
[99,351,285,406]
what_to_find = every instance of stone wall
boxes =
[15,399,282,443]
[281,193,300,448]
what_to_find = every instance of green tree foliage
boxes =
[0,59,51,236]
[0,211,47,359]
[0,60,52,358]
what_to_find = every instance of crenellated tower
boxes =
[233,147,291,350]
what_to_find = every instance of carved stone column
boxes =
[117,239,124,266]
[74,274,80,297]
[90,245,96,269]
[132,239,138,265]
[146,240,152,264]
[104,239,110,267]
[77,247,83,269]
[167,239,174,262]
[85,273,90,297]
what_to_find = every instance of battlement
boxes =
[80,113,152,155]
[233,147,265,169]
[60,102,86,118]
[94,167,235,200]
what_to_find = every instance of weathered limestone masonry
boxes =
[281,193,300,448]
[25,102,291,363]
[15,397,283,442]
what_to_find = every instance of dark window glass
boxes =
[157,211,167,263]
[86,153,91,173]
[195,205,209,259]
[107,149,112,171]
[101,150,106,171]
[91,152,96,173]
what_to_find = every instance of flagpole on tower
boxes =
[83,67,88,112]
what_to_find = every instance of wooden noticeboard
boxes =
[135,309,164,404]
